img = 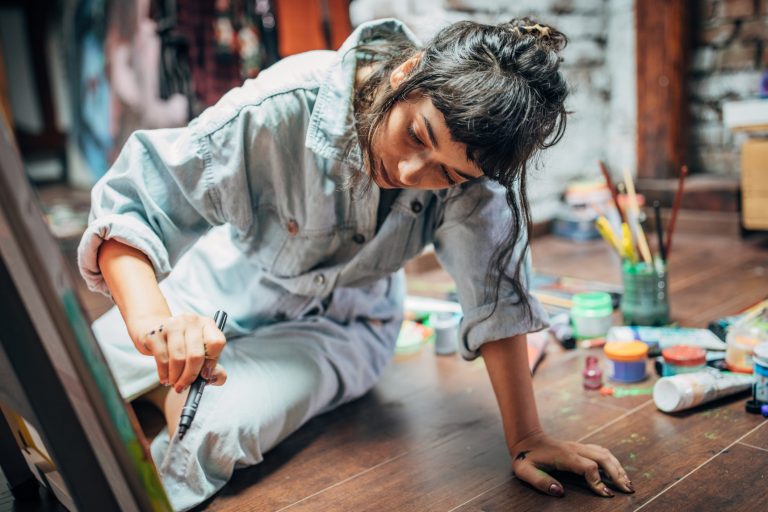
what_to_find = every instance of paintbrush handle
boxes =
[599,160,626,224]
[653,201,666,261]
[621,166,653,265]
[665,165,688,258]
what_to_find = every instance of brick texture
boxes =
[716,42,759,69]
[722,0,756,19]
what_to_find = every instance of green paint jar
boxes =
[571,292,614,339]
[620,260,670,326]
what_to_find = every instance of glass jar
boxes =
[620,260,670,326]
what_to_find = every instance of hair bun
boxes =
[503,17,567,53]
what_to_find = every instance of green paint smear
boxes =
[612,387,654,397]
[63,291,172,511]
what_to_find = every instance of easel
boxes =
[0,116,171,510]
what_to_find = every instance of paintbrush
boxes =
[598,160,626,224]
[595,215,622,255]
[621,167,653,265]
[665,164,688,258]
[653,201,665,262]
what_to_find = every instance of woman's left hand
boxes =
[510,431,635,498]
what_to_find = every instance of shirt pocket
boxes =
[367,198,425,273]
[249,206,341,278]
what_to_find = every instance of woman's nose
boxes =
[397,154,427,186]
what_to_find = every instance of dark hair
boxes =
[353,18,568,320]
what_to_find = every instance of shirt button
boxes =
[286,219,299,236]
[352,233,365,244]
[410,200,423,213]
[314,274,326,286]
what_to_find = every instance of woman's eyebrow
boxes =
[421,115,440,148]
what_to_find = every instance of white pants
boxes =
[91,275,403,511]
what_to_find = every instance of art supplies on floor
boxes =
[606,326,727,353]
[531,273,622,314]
[400,295,548,373]
[707,297,768,340]
[653,369,754,413]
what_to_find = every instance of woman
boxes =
[79,17,633,511]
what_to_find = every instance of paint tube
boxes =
[607,326,727,352]
[653,369,754,413]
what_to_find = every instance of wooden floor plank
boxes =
[738,420,768,451]
[638,441,768,512]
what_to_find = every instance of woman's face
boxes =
[370,94,484,190]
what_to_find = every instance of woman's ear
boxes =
[389,53,422,90]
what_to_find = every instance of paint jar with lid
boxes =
[604,341,648,383]
[571,292,613,339]
[752,342,768,403]
[661,345,706,376]
[429,312,460,356]
[725,324,767,373]
[620,260,669,326]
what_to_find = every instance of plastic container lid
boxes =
[572,292,613,317]
[662,345,706,367]
[604,341,648,362]
[653,377,683,412]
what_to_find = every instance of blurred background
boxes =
[1,0,767,242]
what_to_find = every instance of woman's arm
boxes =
[480,335,634,497]
[97,239,227,393]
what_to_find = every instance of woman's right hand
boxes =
[126,313,228,393]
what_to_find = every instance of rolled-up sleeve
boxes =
[78,113,255,296]
[433,179,549,360]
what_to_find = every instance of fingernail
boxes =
[627,481,635,493]
[603,486,615,497]
[548,483,564,497]
[202,366,211,379]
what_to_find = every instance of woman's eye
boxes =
[441,167,457,186]
[407,125,424,146]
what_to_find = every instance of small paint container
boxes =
[752,342,768,403]
[661,345,706,377]
[571,292,613,339]
[430,312,460,356]
[582,356,603,390]
[604,341,648,383]
[725,325,766,373]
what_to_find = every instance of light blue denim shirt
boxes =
[78,19,548,360]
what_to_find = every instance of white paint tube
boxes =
[653,369,754,413]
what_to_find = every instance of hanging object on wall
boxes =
[107,0,190,160]
[72,0,112,181]
[274,0,352,56]
[155,0,196,117]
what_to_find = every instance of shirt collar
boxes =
[305,19,420,169]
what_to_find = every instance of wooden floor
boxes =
[8,231,768,511]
